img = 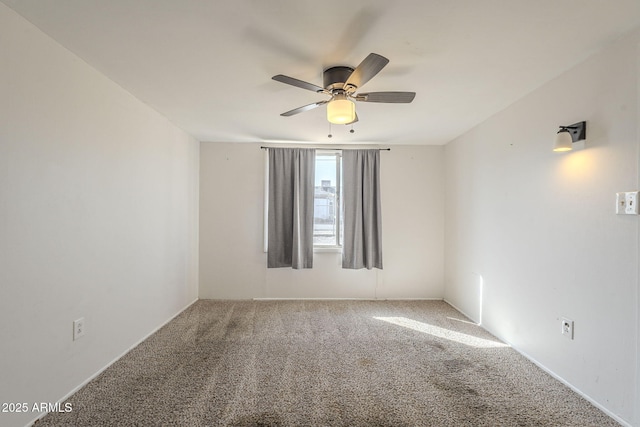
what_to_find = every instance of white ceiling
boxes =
[4,0,640,145]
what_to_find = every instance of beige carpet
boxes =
[36,300,619,426]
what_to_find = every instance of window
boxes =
[314,151,342,247]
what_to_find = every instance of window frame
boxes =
[313,150,343,250]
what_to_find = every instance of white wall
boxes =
[199,143,444,299]
[0,5,199,427]
[444,29,640,425]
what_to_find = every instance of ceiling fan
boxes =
[272,53,416,125]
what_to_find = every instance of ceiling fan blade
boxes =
[272,74,324,93]
[281,100,329,117]
[344,53,389,90]
[356,91,416,103]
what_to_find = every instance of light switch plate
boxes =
[616,192,626,214]
[617,191,639,215]
[625,191,639,214]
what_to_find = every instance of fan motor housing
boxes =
[323,66,354,90]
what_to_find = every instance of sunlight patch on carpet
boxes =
[374,317,509,349]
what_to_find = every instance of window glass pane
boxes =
[314,153,341,246]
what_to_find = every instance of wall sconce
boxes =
[553,121,586,152]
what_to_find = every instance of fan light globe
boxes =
[553,130,573,152]
[327,95,355,124]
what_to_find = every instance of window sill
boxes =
[314,246,342,253]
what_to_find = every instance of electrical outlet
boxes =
[73,318,85,341]
[561,318,574,340]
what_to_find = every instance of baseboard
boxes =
[442,298,479,324]
[26,298,198,427]
[443,298,632,427]
[502,343,633,427]
[252,297,444,301]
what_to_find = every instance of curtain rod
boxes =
[260,146,390,151]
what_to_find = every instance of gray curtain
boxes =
[267,148,316,269]
[342,149,383,270]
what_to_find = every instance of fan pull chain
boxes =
[328,123,332,138]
